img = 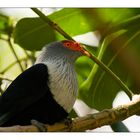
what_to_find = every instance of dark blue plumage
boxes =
[0,64,67,126]
[0,40,86,127]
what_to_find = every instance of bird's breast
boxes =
[45,61,78,113]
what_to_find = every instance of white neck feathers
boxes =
[43,58,78,113]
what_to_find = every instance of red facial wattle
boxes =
[62,40,91,57]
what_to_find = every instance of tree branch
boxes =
[31,8,74,41]
[0,58,29,74]
[0,74,12,82]
[0,95,140,132]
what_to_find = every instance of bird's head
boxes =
[36,40,92,64]
[62,40,91,57]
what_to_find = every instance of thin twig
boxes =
[7,37,24,72]
[23,50,35,65]
[0,95,140,132]
[0,58,28,74]
[0,74,12,82]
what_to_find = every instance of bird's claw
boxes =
[31,119,47,132]
[63,118,72,130]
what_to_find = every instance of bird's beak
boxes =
[80,45,92,58]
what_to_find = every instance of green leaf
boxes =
[0,14,8,34]
[75,46,98,86]
[76,56,94,87]
[122,30,140,95]
[13,8,138,51]
[78,30,134,110]
[0,13,13,35]
[13,8,99,50]
[105,14,140,37]
[69,109,78,118]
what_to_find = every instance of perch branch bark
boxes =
[0,95,139,132]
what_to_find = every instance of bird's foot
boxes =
[31,119,47,132]
[63,118,73,131]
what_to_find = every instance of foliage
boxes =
[1,8,140,118]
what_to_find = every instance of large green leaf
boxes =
[78,30,139,110]
[13,8,138,51]
[123,30,140,95]
[0,13,13,35]
[13,8,99,50]
[103,14,140,39]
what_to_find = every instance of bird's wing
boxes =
[0,63,50,125]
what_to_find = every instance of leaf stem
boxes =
[31,8,74,41]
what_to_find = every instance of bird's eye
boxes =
[66,43,70,47]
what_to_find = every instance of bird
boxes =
[0,40,91,127]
